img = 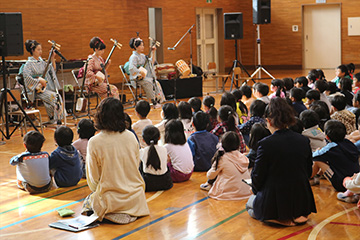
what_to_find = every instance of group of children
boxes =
[10,63,360,211]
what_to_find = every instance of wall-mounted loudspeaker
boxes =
[224,13,243,40]
[253,0,271,24]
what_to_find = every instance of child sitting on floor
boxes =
[240,84,255,110]
[330,94,356,134]
[164,119,194,182]
[178,101,195,139]
[203,131,252,200]
[253,82,270,105]
[290,87,307,116]
[50,126,83,187]
[231,89,249,124]
[246,123,271,170]
[203,95,219,131]
[139,125,173,192]
[337,172,360,205]
[132,100,152,148]
[10,131,52,194]
[299,110,326,152]
[269,79,286,99]
[188,111,219,171]
[155,103,179,145]
[188,97,203,114]
[72,119,96,178]
[311,120,359,191]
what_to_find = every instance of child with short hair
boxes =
[246,123,271,169]
[204,132,252,200]
[188,97,202,113]
[314,79,331,112]
[290,87,307,116]
[330,94,356,134]
[203,95,219,131]
[299,110,326,152]
[211,105,246,153]
[164,119,194,182]
[333,64,352,87]
[240,84,255,109]
[339,77,354,107]
[10,131,52,194]
[269,79,286,99]
[289,117,304,134]
[72,119,96,178]
[310,102,330,131]
[188,111,219,171]
[133,100,152,148]
[294,76,311,94]
[50,126,83,187]
[155,103,179,145]
[231,89,249,124]
[253,82,270,104]
[239,100,266,146]
[283,77,294,98]
[139,125,173,192]
[305,89,321,107]
[178,101,195,139]
[312,120,359,191]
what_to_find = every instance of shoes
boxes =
[104,213,137,224]
[309,175,320,186]
[337,192,359,203]
[200,183,212,191]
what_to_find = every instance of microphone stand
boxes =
[168,24,195,74]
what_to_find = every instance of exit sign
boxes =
[207,0,212,3]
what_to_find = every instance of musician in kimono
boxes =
[84,37,119,100]
[22,39,63,123]
[128,37,165,109]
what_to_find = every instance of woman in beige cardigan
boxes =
[82,97,149,224]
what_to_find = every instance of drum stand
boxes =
[0,50,39,140]
[250,25,275,81]
[223,39,251,91]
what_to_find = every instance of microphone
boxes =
[54,49,67,62]
[168,47,175,50]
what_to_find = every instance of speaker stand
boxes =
[250,24,275,81]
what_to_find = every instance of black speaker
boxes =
[0,12,24,56]
[253,0,271,24]
[224,13,243,40]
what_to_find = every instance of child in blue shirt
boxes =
[50,126,83,187]
[188,111,218,171]
[10,131,52,194]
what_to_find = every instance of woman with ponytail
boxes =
[269,79,286,99]
[140,125,173,191]
[211,105,246,153]
[201,132,251,200]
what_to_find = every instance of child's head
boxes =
[77,119,96,140]
[249,99,266,117]
[307,69,319,84]
[294,76,308,88]
[221,131,240,152]
[330,94,346,111]
[324,120,346,142]
[218,105,236,131]
[240,85,252,99]
[220,92,236,111]
[335,64,349,78]
[178,101,193,120]
[164,119,186,145]
[135,100,151,119]
[290,87,305,102]
[231,89,243,102]
[325,82,340,96]
[253,82,269,98]
[316,69,326,80]
[248,123,271,151]
[306,89,320,105]
[270,79,285,97]
[55,126,73,147]
[23,131,45,153]
[339,77,352,92]
[162,103,179,120]
[289,117,304,134]
[314,79,328,93]
[311,100,330,119]
[353,91,360,108]
[142,125,160,146]
[299,110,320,129]
[283,77,294,92]
[346,63,355,74]
[203,95,217,119]
[353,72,360,88]
[188,97,202,113]
[193,111,210,131]
[142,125,161,171]
[124,113,132,130]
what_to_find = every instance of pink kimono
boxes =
[207,151,252,200]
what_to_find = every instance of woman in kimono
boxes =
[82,97,149,224]
[128,37,165,109]
[22,39,63,122]
[84,37,119,99]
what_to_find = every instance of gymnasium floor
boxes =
[0,69,359,239]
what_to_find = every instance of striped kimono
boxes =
[22,56,63,120]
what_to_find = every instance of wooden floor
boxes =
[1,69,359,240]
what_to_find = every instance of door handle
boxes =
[306,35,308,40]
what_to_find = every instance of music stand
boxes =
[0,47,39,140]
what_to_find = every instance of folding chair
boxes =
[119,65,142,106]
